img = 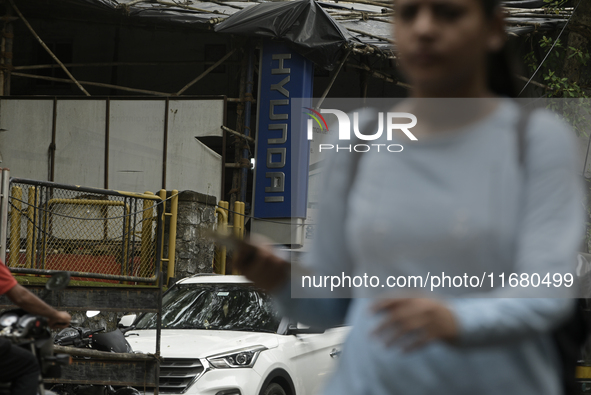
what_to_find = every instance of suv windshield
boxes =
[135,283,282,333]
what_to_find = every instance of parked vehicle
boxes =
[0,272,72,395]
[50,312,140,395]
[54,313,134,353]
[122,275,349,395]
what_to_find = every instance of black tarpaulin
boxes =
[214,0,359,70]
[19,0,573,64]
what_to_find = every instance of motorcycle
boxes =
[50,311,140,395]
[0,272,72,395]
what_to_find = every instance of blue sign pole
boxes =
[253,40,313,221]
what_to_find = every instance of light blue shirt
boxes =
[275,98,585,395]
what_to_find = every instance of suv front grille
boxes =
[159,358,205,393]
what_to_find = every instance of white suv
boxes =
[123,275,348,395]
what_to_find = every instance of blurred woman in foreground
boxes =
[234,0,584,394]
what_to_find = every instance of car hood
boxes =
[126,329,279,358]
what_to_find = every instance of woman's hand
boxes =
[232,235,290,293]
[372,297,460,352]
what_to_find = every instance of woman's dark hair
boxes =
[481,0,521,97]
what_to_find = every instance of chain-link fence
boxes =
[4,178,163,283]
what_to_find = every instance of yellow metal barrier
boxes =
[6,179,163,283]
[231,202,245,275]
[26,186,37,268]
[8,186,21,267]
[41,199,130,273]
[141,193,156,277]
[576,365,591,379]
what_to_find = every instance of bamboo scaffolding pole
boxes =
[505,19,566,27]
[328,10,394,17]
[368,16,393,22]
[350,46,396,60]
[505,12,573,18]
[8,0,90,96]
[334,15,393,23]
[329,0,394,9]
[175,48,237,95]
[119,0,221,13]
[13,61,241,71]
[3,7,13,95]
[11,72,171,96]
[317,49,352,109]
[0,19,6,96]
[226,97,256,103]
[209,0,245,9]
[155,0,224,14]
[221,126,255,143]
[504,6,573,14]
[346,27,394,43]
[121,0,146,6]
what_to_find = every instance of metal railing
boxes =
[2,175,163,283]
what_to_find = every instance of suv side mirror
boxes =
[287,324,325,335]
[118,314,137,328]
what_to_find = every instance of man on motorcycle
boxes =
[0,260,71,395]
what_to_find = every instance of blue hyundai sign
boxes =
[253,40,313,219]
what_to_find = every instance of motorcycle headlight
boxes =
[0,312,18,328]
[207,346,267,368]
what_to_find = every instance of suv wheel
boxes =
[262,383,287,395]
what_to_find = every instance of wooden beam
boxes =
[0,285,161,312]
[317,50,352,109]
[12,72,171,96]
[13,61,239,71]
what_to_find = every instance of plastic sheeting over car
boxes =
[214,0,358,70]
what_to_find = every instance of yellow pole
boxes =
[41,198,47,270]
[232,202,241,240]
[158,189,167,274]
[166,189,178,286]
[238,202,245,240]
[233,201,242,239]
[140,191,155,277]
[123,204,130,280]
[232,201,242,274]
[8,186,22,267]
[25,187,35,268]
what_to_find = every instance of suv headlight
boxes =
[207,346,267,368]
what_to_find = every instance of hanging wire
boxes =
[9,189,316,227]
[215,203,316,227]
[518,0,582,97]
[8,190,181,220]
